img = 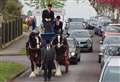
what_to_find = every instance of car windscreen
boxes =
[69,22,85,30]
[71,31,90,38]
[69,18,84,22]
[103,36,120,44]
[102,66,120,82]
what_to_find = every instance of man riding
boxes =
[42,4,55,33]
[54,16,63,34]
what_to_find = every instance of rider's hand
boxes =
[45,18,48,21]
[45,18,51,21]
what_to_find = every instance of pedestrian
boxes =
[26,16,32,31]
[54,16,63,34]
[42,4,55,33]
[31,16,37,30]
[41,42,56,81]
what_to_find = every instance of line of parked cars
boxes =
[91,16,120,82]
[64,16,120,82]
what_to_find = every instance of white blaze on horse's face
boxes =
[57,35,61,48]
[35,36,40,48]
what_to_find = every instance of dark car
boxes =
[67,38,80,64]
[70,30,93,52]
[94,22,110,36]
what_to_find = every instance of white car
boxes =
[101,44,120,68]
[99,56,120,82]
[99,35,120,63]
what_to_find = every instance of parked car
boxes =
[70,30,93,52]
[67,38,80,64]
[99,35,120,63]
[68,22,86,31]
[100,44,120,67]
[94,22,109,36]
[99,56,120,82]
[102,24,120,39]
[87,18,98,29]
[68,18,85,22]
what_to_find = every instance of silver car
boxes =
[99,56,120,82]
[70,30,93,52]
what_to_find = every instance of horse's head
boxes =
[29,32,42,48]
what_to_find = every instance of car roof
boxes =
[107,56,120,67]
[70,29,89,32]
[105,35,120,38]
[104,32,120,36]
[106,44,120,47]
[109,24,120,26]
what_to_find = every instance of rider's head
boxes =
[56,16,61,21]
[48,4,52,11]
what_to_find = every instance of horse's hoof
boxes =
[29,72,36,78]
[34,67,40,75]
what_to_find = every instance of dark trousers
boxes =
[43,61,53,81]
[44,68,52,81]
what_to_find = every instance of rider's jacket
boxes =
[42,9,54,22]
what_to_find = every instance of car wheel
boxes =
[98,55,102,63]
[74,60,78,65]
[73,57,78,65]
[89,46,93,52]
[77,55,80,62]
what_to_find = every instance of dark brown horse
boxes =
[51,34,69,73]
[26,32,43,77]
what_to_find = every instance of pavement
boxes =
[0,32,29,56]
[0,32,30,82]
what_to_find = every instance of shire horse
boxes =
[51,33,69,73]
[26,31,43,77]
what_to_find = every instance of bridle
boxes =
[57,34,64,48]
[28,33,42,49]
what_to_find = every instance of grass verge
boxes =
[0,61,25,82]
[19,48,26,55]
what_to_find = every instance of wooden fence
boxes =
[0,18,23,48]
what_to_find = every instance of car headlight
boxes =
[71,52,75,56]
[99,52,104,56]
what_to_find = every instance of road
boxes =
[9,35,101,82]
